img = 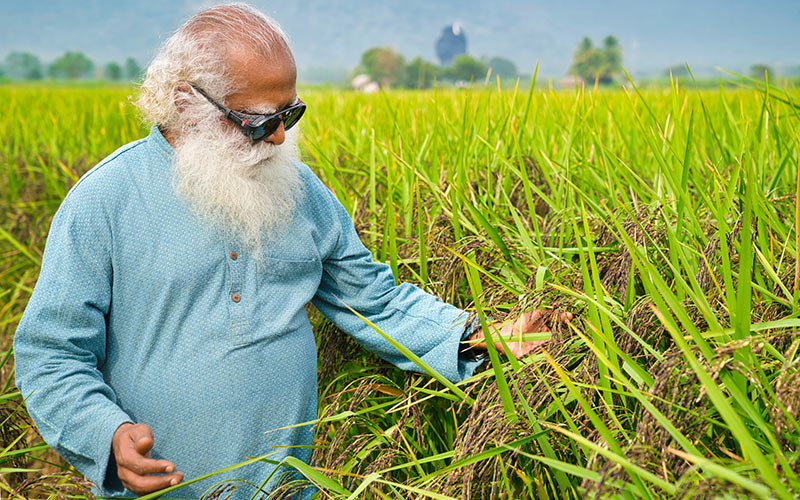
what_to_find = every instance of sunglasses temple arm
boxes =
[222,108,247,128]
[193,86,241,124]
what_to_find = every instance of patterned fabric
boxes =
[13,126,482,499]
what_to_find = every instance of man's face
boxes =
[222,46,299,146]
[170,46,304,260]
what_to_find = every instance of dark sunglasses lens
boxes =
[252,118,280,142]
[282,106,305,131]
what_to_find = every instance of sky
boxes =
[2,0,799,80]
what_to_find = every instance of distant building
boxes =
[351,74,380,93]
[558,75,584,89]
[435,23,467,66]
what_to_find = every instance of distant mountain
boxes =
[2,0,799,81]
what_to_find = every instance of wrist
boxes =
[111,422,133,452]
[459,317,489,361]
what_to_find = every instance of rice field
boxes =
[2,77,800,499]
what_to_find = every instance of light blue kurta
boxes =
[13,126,481,499]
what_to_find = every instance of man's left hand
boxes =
[468,310,572,359]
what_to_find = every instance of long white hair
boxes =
[134,3,293,132]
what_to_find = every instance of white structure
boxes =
[351,74,380,93]
[558,75,584,89]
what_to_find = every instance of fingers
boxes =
[524,309,546,327]
[134,437,153,458]
[118,426,171,474]
[530,309,573,330]
[121,423,154,455]
[496,309,574,358]
[120,450,176,476]
[113,423,183,495]
[118,468,184,496]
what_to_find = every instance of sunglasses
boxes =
[191,85,306,143]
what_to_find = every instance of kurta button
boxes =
[231,293,241,303]
[230,251,238,260]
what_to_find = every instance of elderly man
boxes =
[13,4,561,499]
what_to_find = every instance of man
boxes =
[13,4,563,499]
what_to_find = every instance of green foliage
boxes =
[356,48,515,88]
[578,36,592,53]
[404,57,439,89]
[124,57,143,81]
[360,47,406,88]
[103,62,123,81]
[571,35,623,84]
[602,35,621,68]
[4,52,44,80]
[2,81,800,499]
[48,52,94,79]
[749,63,774,81]
[486,56,518,79]
[298,82,800,499]
[444,54,487,82]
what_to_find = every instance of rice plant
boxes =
[1,75,799,499]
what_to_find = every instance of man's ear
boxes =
[173,83,194,113]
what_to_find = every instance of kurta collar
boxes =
[147,125,175,160]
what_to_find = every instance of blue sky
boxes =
[2,0,799,79]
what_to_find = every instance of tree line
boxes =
[3,47,788,87]
[569,36,787,85]
[571,36,623,84]
[355,47,519,89]
[1,51,143,81]
[356,37,624,90]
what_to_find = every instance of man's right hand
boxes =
[111,423,183,496]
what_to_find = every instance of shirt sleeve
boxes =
[13,190,133,496]
[310,187,484,383]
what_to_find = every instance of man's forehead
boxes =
[227,44,296,83]
[224,44,297,112]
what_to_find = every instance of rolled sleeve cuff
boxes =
[88,408,134,497]
[458,315,490,367]
[444,312,484,382]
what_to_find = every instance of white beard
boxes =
[171,110,304,261]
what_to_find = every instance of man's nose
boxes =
[264,122,285,145]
